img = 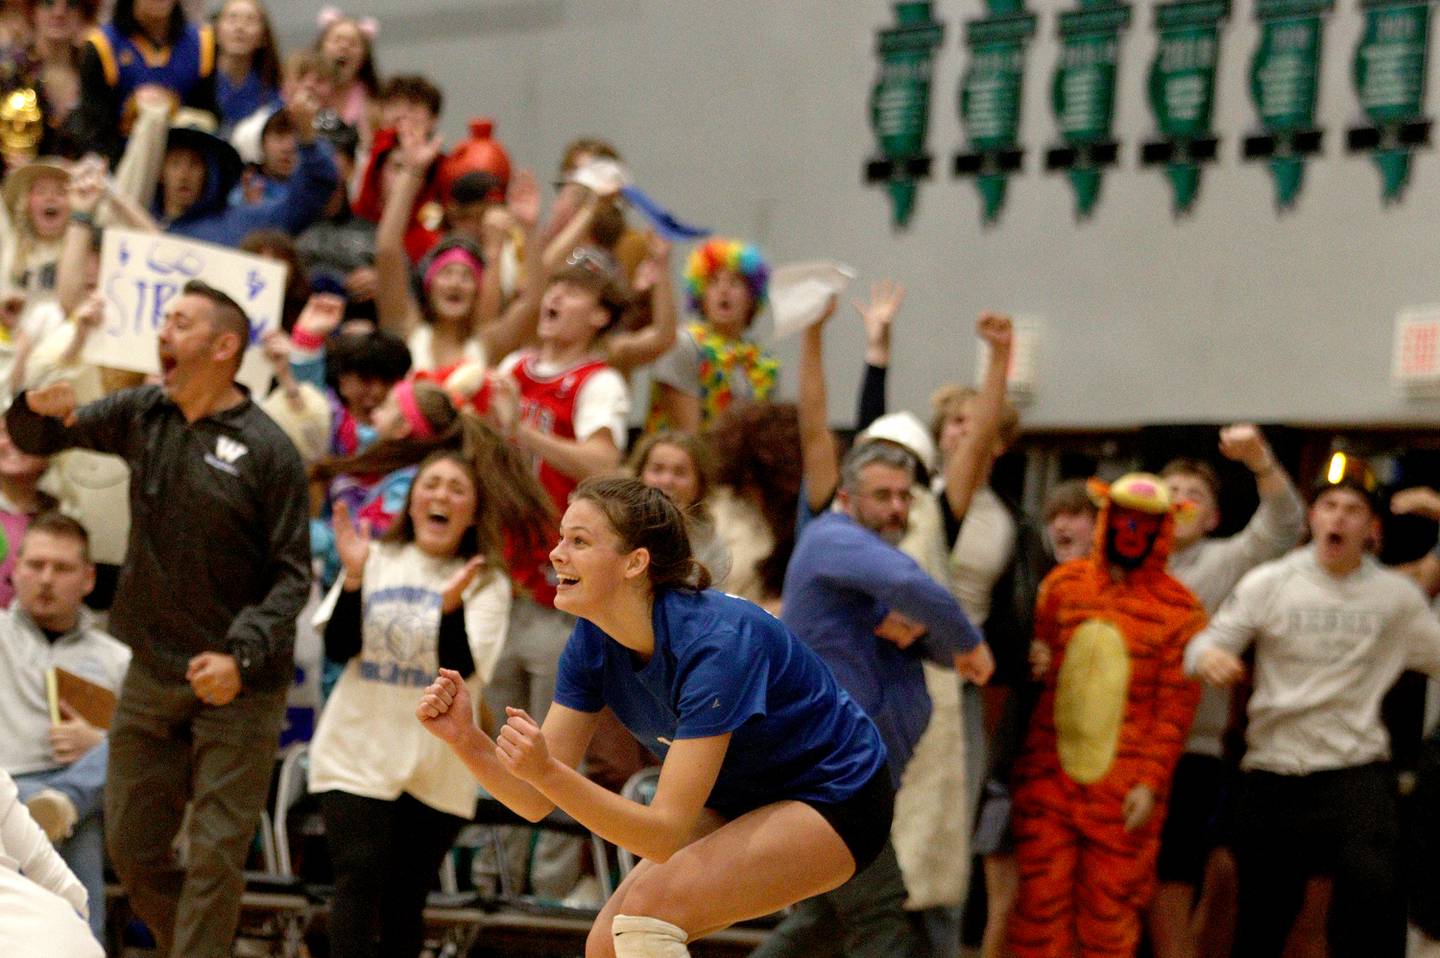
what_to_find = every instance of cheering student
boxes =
[418,476,891,958]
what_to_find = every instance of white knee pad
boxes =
[611,914,691,957]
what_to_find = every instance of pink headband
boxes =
[317,6,379,40]
[392,380,435,439]
[423,246,485,292]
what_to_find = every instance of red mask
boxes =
[1105,507,1162,569]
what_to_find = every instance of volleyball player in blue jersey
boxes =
[419,476,892,958]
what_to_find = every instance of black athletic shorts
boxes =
[803,765,895,872]
[709,764,895,873]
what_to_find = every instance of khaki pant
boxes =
[105,662,285,958]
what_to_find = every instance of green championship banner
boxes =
[1244,0,1333,209]
[1143,1,1229,214]
[865,2,946,228]
[954,1,1038,224]
[1347,0,1432,202]
[1047,1,1132,218]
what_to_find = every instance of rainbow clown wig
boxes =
[684,238,770,319]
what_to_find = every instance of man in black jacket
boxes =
[7,280,310,958]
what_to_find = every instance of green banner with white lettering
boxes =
[865,2,946,228]
[1349,0,1432,201]
[1246,0,1333,209]
[1048,1,1131,218]
[1145,1,1229,214]
[956,1,1037,224]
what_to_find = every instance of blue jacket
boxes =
[782,511,983,784]
[159,139,337,247]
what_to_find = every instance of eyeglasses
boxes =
[858,488,913,506]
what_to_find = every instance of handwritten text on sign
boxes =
[85,229,288,396]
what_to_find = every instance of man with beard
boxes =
[753,441,994,958]
[4,280,310,958]
[1185,466,1440,957]
[1009,473,1206,958]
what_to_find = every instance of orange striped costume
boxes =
[1009,475,1205,958]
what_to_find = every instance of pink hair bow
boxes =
[316,6,380,39]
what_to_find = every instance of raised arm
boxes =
[56,159,106,317]
[943,312,1013,521]
[374,119,438,338]
[477,169,543,361]
[797,298,840,513]
[47,296,105,381]
[107,84,173,219]
[244,96,339,236]
[854,279,904,433]
[604,234,679,373]
[7,381,139,457]
[1216,424,1306,563]
[540,184,600,275]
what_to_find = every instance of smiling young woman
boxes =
[418,476,893,958]
[310,442,548,958]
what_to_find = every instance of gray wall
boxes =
[275,0,1440,428]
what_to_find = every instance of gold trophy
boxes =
[0,88,43,163]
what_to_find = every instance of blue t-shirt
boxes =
[216,69,281,132]
[555,589,886,814]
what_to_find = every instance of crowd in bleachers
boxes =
[0,2,1439,958]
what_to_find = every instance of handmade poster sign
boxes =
[86,228,287,396]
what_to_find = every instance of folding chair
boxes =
[236,743,315,957]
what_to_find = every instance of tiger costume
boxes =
[1009,473,1206,957]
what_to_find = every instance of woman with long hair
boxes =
[211,0,281,131]
[311,7,377,133]
[310,438,547,958]
[419,476,893,958]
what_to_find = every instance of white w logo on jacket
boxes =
[214,437,248,464]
